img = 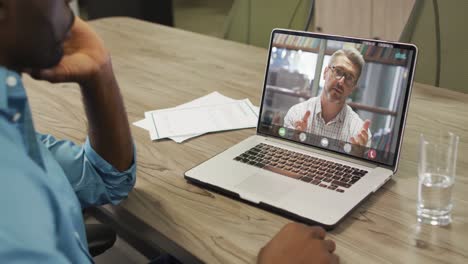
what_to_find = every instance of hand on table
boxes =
[258,223,339,264]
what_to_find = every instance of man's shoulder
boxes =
[304,96,319,106]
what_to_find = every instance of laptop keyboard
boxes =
[233,143,368,193]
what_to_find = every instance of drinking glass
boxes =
[417,132,459,226]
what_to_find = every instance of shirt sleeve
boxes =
[37,133,137,208]
[284,105,299,129]
[284,100,312,130]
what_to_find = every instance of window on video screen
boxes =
[258,33,414,166]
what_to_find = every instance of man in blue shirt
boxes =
[0,0,136,262]
[0,0,338,263]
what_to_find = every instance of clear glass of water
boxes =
[417,132,459,226]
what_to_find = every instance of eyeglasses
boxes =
[329,66,357,86]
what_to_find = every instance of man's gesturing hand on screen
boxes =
[294,110,311,132]
[350,119,371,146]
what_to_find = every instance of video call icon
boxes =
[278,127,286,137]
[299,133,307,142]
[368,149,377,159]
[320,138,329,148]
[343,143,352,153]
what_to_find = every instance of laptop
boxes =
[185,29,418,229]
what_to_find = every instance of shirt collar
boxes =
[0,66,23,110]
[315,97,347,124]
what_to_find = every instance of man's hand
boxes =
[30,16,133,172]
[294,111,311,132]
[37,16,110,85]
[350,119,371,146]
[258,223,339,264]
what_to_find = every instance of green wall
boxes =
[224,0,468,92]
[411,0,468,92]
[223,0,310,48]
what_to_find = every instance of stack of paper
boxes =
[134,92,260,143]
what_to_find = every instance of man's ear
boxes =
[323,66,329,80]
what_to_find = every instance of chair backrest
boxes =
[400,0,468,93]
[223,0,312,48]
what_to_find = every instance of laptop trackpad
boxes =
[235,173,295,204]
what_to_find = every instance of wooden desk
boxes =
[25,18,468,264]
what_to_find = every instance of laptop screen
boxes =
[257,30,417,167]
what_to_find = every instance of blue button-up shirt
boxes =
[0,67,137,263]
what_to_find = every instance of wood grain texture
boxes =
[24,17,468,264]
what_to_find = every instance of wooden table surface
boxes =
[24,17,468,264]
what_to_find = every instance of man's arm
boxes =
[80,62,133,172]
[37,133,136,207]
[38,17,133,172]
[32,17,136,207]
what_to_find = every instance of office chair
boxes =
[223,0,315,48]
[400,0,468,93]
[83,208,117,257]
[86,222,117,257]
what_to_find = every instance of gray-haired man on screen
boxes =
[284,48,372,147]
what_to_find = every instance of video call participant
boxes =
[284,48,372,147]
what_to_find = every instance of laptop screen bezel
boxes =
[256,29,418,170]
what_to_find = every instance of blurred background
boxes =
[72,0,468,94]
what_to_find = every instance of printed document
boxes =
[145,99,258,140]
